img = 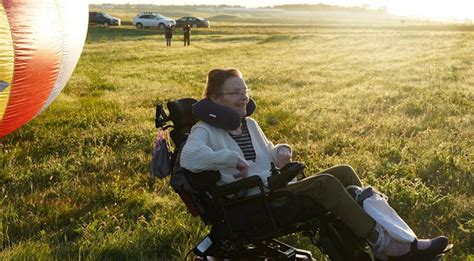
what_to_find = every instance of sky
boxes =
[89,0,474,20]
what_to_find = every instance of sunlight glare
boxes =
[386,0,474,20]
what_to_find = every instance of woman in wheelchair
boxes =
[180,68,449,260]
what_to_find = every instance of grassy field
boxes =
[1,6,473,260]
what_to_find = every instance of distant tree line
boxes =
[90,3,388,15]
[275,4,387,14]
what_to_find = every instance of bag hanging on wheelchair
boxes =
[151,130,172,178]
[354,186,417,243]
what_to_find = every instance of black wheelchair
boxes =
[155,98,375,261]
[155,97,454,260]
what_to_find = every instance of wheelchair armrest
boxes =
[184,170,221,191]
[214,175,263,196]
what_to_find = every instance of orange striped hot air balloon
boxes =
[0,0,88,137]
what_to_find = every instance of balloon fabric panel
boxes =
[39,1,88,114]
[0,3,13,123]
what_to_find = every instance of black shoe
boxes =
[389,236,449,261]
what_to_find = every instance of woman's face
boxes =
[212,76,250,117]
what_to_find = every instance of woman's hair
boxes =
[204,68,242,98]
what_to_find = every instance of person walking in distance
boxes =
[183,24,191,46]
[165,25,173,46]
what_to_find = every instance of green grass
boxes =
[1,10,473,260]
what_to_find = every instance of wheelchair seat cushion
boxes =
[192,98,256,130]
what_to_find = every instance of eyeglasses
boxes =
[217,89,251,97]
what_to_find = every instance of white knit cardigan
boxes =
[181,117,291,185]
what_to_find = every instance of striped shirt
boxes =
[229,121,257,161]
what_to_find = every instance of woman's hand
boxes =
[234,158,249,179]
[276,146,292,168]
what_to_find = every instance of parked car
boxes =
[89,12,121,26]
[175,16,210,28]
[133,13,176,29]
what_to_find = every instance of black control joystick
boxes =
[267,162,305,191]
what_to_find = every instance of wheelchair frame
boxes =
[156,98,374,261]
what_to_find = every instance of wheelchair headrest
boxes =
[167,98,198,129]
[192,98,256,130]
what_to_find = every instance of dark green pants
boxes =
[184,34,190,46]
[282,164,376,238]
